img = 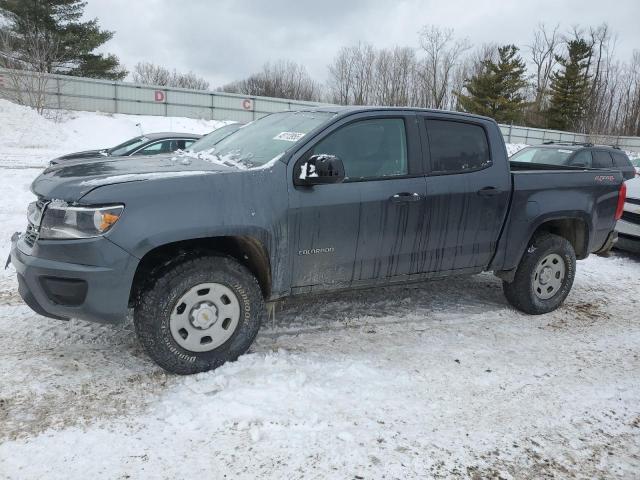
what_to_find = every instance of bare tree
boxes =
[327,44,375,105]
[221,60,321,101]
[327,46,355,104]
[0,22,62,113]
[132,62,210,90]
[417,25,470,109]
[527,23,560,117]
[372,46,416,106]
[449,43,498,111]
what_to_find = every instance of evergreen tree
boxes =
[456,45,529,124]
[546,39,591,131]
[0,0,126,80]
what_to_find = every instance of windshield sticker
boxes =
[558,149,573,153]
[274,132,305,142]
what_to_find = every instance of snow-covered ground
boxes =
[1,102,639,479]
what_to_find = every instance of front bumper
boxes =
[10,233,138,324]
[614,200,640,253]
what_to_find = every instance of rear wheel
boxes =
[134,255,264,374]
[503,233,576,315]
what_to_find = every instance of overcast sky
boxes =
[84,0,640,87]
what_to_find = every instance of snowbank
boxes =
[0,99,225,167]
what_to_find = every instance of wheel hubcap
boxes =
[533,253,566,300]
[190,302,218,330]
[170,283,241,352]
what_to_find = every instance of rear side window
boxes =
[425,119,491,174]
[592,151,614,168]
[612,151,631,167]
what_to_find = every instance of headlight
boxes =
[39,203,124,239]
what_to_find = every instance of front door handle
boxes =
[477,186,501,197]
[390,192,423,203]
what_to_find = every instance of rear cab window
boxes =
[424,119,491,174]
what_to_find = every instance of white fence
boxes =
[1,68,639,151]
[0,68,323,123]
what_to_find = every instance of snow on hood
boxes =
[78,170,220,187]
[32,150,285,201]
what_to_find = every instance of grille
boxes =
[621,210,640,225]
[627,197,640,206]
[23,198,48,247]
[23,222,39,247]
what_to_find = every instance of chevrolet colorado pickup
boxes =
[10,107,627,374]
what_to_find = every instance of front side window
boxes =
[108,136,148,156]
[309,118,408,180]
[569,150,592,167]
[133,140,172,155]
[426,120,490,173]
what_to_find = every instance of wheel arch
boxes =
[529,217,590,259]
[496,215,590,283]
[129,235,272,307]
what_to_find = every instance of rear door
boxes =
[418,116,511,272]
[287,112,427,289]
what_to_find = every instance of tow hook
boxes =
[5,232,20,269]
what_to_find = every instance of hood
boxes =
[32,153,240,201]
[53,149,108,161]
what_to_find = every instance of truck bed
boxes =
[489,163,623,273]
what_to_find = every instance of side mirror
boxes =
[296,154,345,185]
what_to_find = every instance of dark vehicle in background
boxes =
[11,107,626,374]
[185,122,244,153]
[509,142,636,180]
[49,132,202,165]
[615,177,640,253]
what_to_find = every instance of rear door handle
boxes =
[477,187,501,197]
[390,192,423,203]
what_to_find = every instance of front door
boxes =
[288,113,426,290]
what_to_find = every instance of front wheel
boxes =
[134,255,265,374]
[503,233,576,315]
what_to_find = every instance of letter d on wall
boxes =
[154,90,165,102]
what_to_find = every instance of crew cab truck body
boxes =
[10,107,627,374]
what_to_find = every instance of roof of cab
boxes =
[296,105,498,123]
[144,132,202,140]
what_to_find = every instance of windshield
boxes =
[510,147,574,165]
[108,136,148,156]
[189,123,243,153]
[188,111,334,168]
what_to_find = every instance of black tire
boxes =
[502,233,576,315]
[134,255,264,374]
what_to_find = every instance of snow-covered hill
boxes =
[0,99,225,167]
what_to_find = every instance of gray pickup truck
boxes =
[10,107,627,374]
